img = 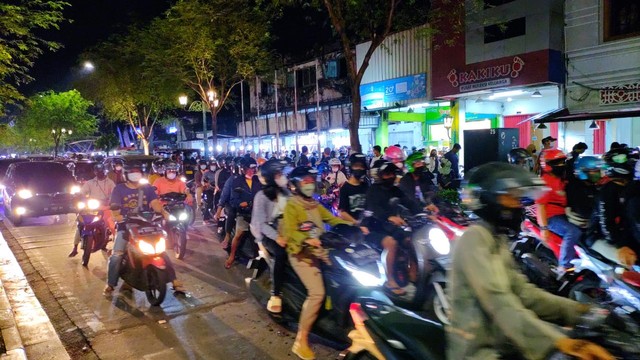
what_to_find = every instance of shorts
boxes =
[224,207,236,234]
[235,216,249,232]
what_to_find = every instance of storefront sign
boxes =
[448,57,525,92]
[360,73,427,109]
[600,83,640,105]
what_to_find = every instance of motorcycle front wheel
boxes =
[174,229,187,260]
[82,235,92,267]
[144,266,168,306]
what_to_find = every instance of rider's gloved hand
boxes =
[555,338,614,360]
[617,246,637,267]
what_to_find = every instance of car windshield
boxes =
[14,162,75,193]
[0,159,29,180]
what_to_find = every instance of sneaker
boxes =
[292,342,315,360]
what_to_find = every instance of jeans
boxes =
[107,230,128,287]
[262,237,287,296]
[548,215,583,267]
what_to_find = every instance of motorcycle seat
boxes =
[621,271,640,288]
[376,311,446,358]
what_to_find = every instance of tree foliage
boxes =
[145,0,272,148]
[16,90,96,156]
[95,133,119,155]
[0,0,69,113]
[77,27,181,155]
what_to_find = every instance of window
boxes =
[484,17,526,44]
[483,0,516,9]
[260,80,274,95]
[296,67,317,88]
[604,0,640,42]
[325,60,338,79]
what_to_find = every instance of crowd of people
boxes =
[66,137,640,360]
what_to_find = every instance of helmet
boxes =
[370,159,387,182]
[198,159,208,166]
[328,158,342,167]
[575,156,604,181]
[384,146,405,162]
[165,162,179,173]
[112,158,125,170]
[605,149,633,179]
[507,148,533,165]
[348,153,368,170]
[123,163,142,174]
[377,161,401,179]
[260,159,287,185]
[152,159,166,174]
[256,157,267,167]
[405,152,426,173]
[289,166,318,195]
[240,157,257,169]
[540,149,567,173]
[94,163,105,172]
[317,162,330,175]
[462,162,547,229]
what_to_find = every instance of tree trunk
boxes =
[53,138,59,158]
[141,138,150,155]
[210,106,218,152]
[350,87,363,153]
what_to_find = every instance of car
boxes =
[2,161,81,226]
[103,155,160,176]
[0,158,30,202]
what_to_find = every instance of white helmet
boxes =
[329,158,342,166]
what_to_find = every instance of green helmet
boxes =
[405,152,426,173]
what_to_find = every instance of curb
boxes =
[0,228,69,360]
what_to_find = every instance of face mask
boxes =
[587,172,602,183]
[332,166,339,173]
[167,172,177,180]
[414,166,425,174]
[200,165,207,170]
[551,165,565,177]
[300,183,315,197]
[115,165,123,171]
[275,175,288,188]
[381,177,395,187]
[352,169,366,179]
[210,166,217,171]
[95,172,106,180]
[127,172,142,183]
[500,207,525,231]
[395,162,404,169]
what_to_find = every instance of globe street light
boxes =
[83,61,95,72]
[179,94,212,158]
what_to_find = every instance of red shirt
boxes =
[536,173,567,219]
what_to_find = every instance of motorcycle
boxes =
[77,198,110,267]
[317,180,340,217]
[246,223,385,344]
[225,187,259,260]
[160,192,190,260]
[200,179,215,223]
[114,207,170,306]
[339,297,446,360]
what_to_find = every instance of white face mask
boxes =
[275,175,288,188]
[200,165,207,170]
[395,162,404,169]
[210,166,217,171]
[166,172,177,180]
[331,166,339,173]
[127,172,142,183]
[300,183,315,197]
[115,165,123,171]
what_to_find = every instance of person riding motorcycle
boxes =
[153,162,193,205]
[149,159,166,185]
[589,149,637,267]
[450,162,613,360]
[200,160,218,222]
[338,153,370,224]
[566,156,603,230]
[627,159,640,245]
[69,163,116,258]
[536,149,582,270]
[399,152,438,210]
[325,158,347,187]
[108,158,126,184]
[104,164,185,295]
[384,145,406,176]
[282,166,350,360]
[194,159,208,209]
[507,147,534,172]
[250,159,290,313]
[364,162,422,295]
[224,157,262,269]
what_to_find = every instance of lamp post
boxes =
[51,127,72,158]
[179,93,219,159]
[443,114,453,141]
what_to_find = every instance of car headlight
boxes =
[155,237,166,253]
[87,199,100,210]
[178,212,188,221]
[429,227,450,255]
[77,202,86,210]
[169,214,177,221]
[17,189,33,199]
[70,185,81,194]
[138,240,156,255]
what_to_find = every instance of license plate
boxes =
[186,171,193,174]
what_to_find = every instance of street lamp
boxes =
[51,127,73,158]
[179,93,218,158]
[443,114,454,140]
[83,61,95,72]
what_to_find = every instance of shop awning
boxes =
[521,107,640,124]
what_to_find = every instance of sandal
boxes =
[384,282,406,296]
[224,258,234,269]
[267,295,282,313]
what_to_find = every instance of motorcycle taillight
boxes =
[349,303,369,327]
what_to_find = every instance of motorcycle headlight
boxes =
[87,199,100,210]
[155,237,166,253]
[169,214,177,221]
[70,185,81,195]
[429,227,450,255]
[178,212,188,221]
[18,189,33,199]
[77,202,86,210]
[180,176,187,183]
[138,240,156,255]
[336,257,384,287]
[92,216,101,223]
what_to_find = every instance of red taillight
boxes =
[349,303,368,327]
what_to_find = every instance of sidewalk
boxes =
[0,229,69,360]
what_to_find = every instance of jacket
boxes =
[591,181,632,249]
[228,174,262,212]
[250,189,289,242]
[448,222,581,360]
[398,172,436,207]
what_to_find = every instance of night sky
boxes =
[22,0,172,95]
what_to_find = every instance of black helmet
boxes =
[112,158,124,169]
[507,148,533,171]
[123,163,142,174]
[94,163,105,172]
[165,161,179,173]
[377,161,401,178]
[348,152,368,170]
[462,162,547,230]
[152,159,166,174]
[260,159,287,185]
[289,166,318,196]
[605,148,633,179]
[240,157,257,169]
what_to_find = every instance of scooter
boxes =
[160,192,190,260]
[115,207,170,306]
[200,180,215,223]
[339,296,446,360]
[246,223,385,344]
[77,198,110,267]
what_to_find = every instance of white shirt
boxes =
[81,177,116,202]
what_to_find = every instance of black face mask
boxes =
[500,207,525,232]
[414,166,425,175]
[352,169,366,179]
[551,165,566,178]
[381,177,395,188]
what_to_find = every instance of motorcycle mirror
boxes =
[110,204,121,211]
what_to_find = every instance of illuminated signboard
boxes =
[360,73,427,109]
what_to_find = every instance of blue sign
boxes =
[360,73,427,109]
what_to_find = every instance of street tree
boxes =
[95,133,119,156]
[0,1,69,113]
[145,0,272,149]
[17,90,96,157]
[77,27,181,155]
